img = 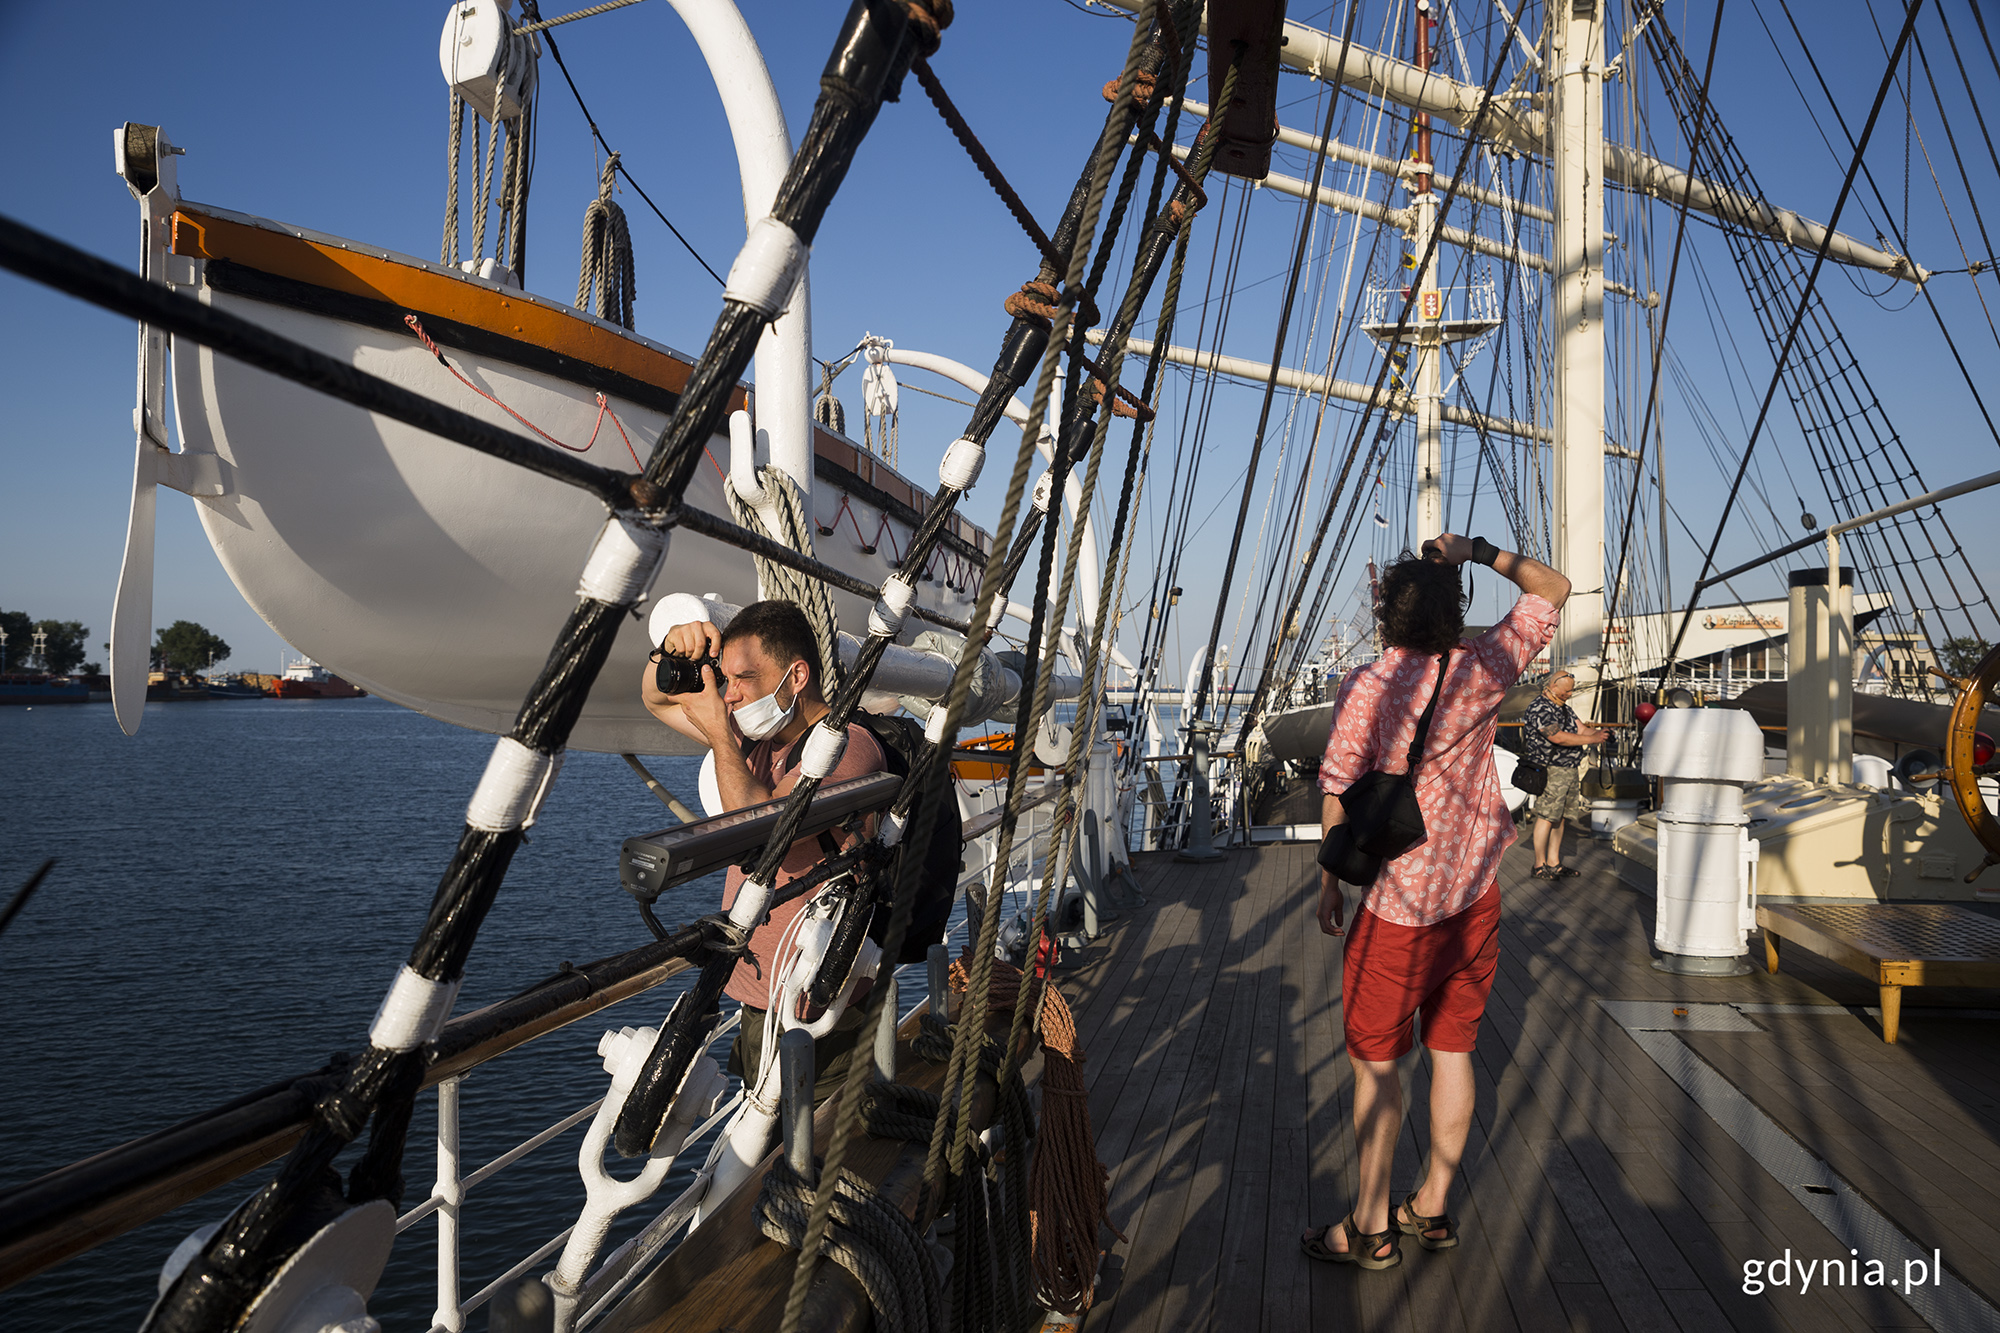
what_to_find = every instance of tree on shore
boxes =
[153,621,231,675]
[33,621,89,676]
[0,610,90,675]
[0,609,28,671]
[1938,636,1991,681]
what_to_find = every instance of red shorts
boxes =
[1342,883,1501,1061]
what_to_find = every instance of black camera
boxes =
[653,650,719,697]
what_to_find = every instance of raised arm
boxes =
[640,618,726,746]
[1423,533,1570,609]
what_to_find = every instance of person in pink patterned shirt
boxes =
[1302,532,1570,1271]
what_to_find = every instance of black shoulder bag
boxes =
[1317,653,1449,886]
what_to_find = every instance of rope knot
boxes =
[1002,278,1061,331]
[902,0,945,56]
[1102,69,1158,108]
[697,913,759,975]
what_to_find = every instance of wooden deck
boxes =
[1058,837,2000,1332]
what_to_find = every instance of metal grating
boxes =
[1781,904,2000,962]
[1596,1000,1766,1031]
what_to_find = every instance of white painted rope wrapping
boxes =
[722,216,807,320]
[1032,468,1055,514]
[938,436,985,492]
[728,875,776,930]
[577,514,670,606]
[923,706,950,746]
[798,720,849,781]
[878,807,908,850]
[466,737,564,832]
[369,965,464,1052]
[868,576,917,640]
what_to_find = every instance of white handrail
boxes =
[660,0,812,501]
[407,914,1007,1332]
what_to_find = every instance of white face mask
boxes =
[732,677,797,741]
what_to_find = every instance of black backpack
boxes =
[855,713,965,963]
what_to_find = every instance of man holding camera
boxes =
[641,599,885,1099]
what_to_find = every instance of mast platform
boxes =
[1067,841,2000,1331]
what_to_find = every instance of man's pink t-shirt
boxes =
[719,721,887,1010]
[1318,593,1558,926]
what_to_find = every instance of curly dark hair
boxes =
[1375,551,1469,654]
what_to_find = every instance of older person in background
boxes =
[1303,533,1569,1271]
[1520,669,1612,879]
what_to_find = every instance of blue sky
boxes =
[3,0,1998,691]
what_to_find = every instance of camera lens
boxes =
[655,653,712,697]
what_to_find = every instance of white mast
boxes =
[1550,1,1606,667]
[1410,0,1445,541]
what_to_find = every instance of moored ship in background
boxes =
[267,655,366,700]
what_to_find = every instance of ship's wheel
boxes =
[1940,646,2000,881]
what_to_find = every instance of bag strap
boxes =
[1402,651,1451,773]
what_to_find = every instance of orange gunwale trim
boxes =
[169,205,992,556]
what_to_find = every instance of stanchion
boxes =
[779,1029,816,1183]
[1176,721,1223,862]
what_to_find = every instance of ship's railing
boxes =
[397,780,1064,1333]
[1128,750,1243,851]
[0,773,1074,1311]
[401,1009,744,1333]
[1359,275,1502,332]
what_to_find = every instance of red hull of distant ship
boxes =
[269,676,364,699]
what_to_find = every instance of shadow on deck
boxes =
[1057,837,2000,1332]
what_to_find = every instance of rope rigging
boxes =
[131,8,944,1330]
[575,152,636,329]
[555,12,1228,1331]
[1604,0,1730,649]
[1227,0,1530,748]
[1650,0,2000,686]
[521,0,723,285]
[724,464,846,696]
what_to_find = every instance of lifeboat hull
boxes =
[159,206,986,754]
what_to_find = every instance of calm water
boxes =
[0,697,754,1331]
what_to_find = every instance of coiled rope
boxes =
[864,1004,1035,1333]
[950,956,1117,1315]
[576,153,636,329]
[724,464,846,695]
[754,1157,943,1333]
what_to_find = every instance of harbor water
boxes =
[0,697,758,1331]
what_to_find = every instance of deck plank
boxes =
[1058,836,1983,1333]
[1127,856,1278,1332]
[1086,856,1263,1332]
[1260,846,1314,1333]
[1488,855,1937,1331]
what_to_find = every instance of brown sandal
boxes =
[1395,1192,1460,1250]
[1300,1215,1403,1269]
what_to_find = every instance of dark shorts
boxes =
[1341,884,1502,1062]
[727,1000,870,1105]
